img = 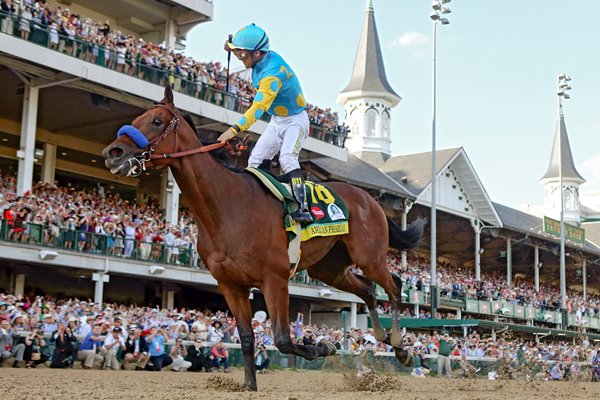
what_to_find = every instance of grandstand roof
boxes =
[337,0,400,106]
[540,110,585,184]
[306,154,414,198]
[382,147,502,226]
[582,222,600,249]
[381,147,460,195]
[494,202,600,255]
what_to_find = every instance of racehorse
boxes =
[102,86,424,390]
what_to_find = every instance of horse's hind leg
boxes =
[307,265,388,342]
[218,283,257,391]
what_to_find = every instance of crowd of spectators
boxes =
[1,291,600,381]
[0,0,349,146]
[387,252,600,319]
[0,172,199,267]
[0,291,245,371]
[2,170,600,325]
[403,330,600,381]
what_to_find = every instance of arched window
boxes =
[564,189,574,210]
[381,113,389,139]
[365,108,377,137]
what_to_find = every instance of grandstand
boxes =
[1,0,600,366]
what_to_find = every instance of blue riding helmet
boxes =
[227,23,270,52]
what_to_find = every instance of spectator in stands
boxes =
[0,319,26,367]
[146,325,173,371]
[78,315,94,337]
[41,313,57,334]
[123,216,136,258]
[219,23,314,224]
[102,326,126,370]
[77,323,104,369]
[550,362,565,380]
[169,337,192,371]
[23,328,47,368]
[258,325,274,346]
[50,323,78,368]
[254,341,270,374]
[1,0,16,35]
[123,325,149,370]
[187,337,213,372]
[19,4,32,41]
[207,320,224,343]
[437,332,453,378]
[210,339,229,372]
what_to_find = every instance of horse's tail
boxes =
[387,217,425,251]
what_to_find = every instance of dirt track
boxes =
[2,368,600,400]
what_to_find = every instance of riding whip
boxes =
[226,34,233,93]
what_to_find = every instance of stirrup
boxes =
[290,209,314,224]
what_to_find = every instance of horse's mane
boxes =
[180,111,250,172]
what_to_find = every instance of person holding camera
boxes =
[145,325,173,371]
[187,338,213,372]
[24,329,48,368]
[102,326,126,370]
[77,323,104,369]
[0,319,26,368]
[254,340,270,374]
[169,337,192,372]
[123,325,149,370]
[210,339,229,372]
[50,323,78,368]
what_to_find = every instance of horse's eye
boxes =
[152,118,162,126]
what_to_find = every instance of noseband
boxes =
[116,103,249,177]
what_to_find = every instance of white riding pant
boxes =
[248,110,309,174]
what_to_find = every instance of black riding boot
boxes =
[288,169,314,224]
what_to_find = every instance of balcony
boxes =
[0,11,347,161]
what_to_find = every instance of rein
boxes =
[118,103,249,177]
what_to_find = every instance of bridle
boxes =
[119,103,249,177]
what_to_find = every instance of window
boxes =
[365,109,377,137]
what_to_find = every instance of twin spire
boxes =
[336,0,400,106]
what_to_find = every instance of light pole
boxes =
[557,73,571,328]
[429,0,450,320]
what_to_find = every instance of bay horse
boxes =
[102,86,424,390]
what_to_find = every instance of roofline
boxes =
[336,89,401,107]
[416,148,503,227]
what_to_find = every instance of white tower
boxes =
[336,0,401,166]
[539,105,585,225]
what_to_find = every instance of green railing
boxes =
[0,218,199,268]
[378,284,600,329]
[0,217,330,288]
[0,11,346,148]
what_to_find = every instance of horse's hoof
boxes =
[318,339,337,356]
[394,348,412,367]
[244,383,258,392]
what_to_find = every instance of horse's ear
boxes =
[164,85,174,104]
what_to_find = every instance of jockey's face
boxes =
[233,49,252,69]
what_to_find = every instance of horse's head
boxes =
[102,86,182,177]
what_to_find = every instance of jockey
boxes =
[218,23,314,224]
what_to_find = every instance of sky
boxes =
[186,0,600,210]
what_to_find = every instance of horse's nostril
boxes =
[110,147,124,158]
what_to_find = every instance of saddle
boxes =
[245,167,350,242]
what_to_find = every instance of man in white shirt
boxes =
[164,227,177,264]
[102,326,126,369]
[78,315,94,337]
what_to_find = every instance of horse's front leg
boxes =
[262,276,336,361]
[218,283,257,391]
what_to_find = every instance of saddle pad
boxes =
[245,167,350,242]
